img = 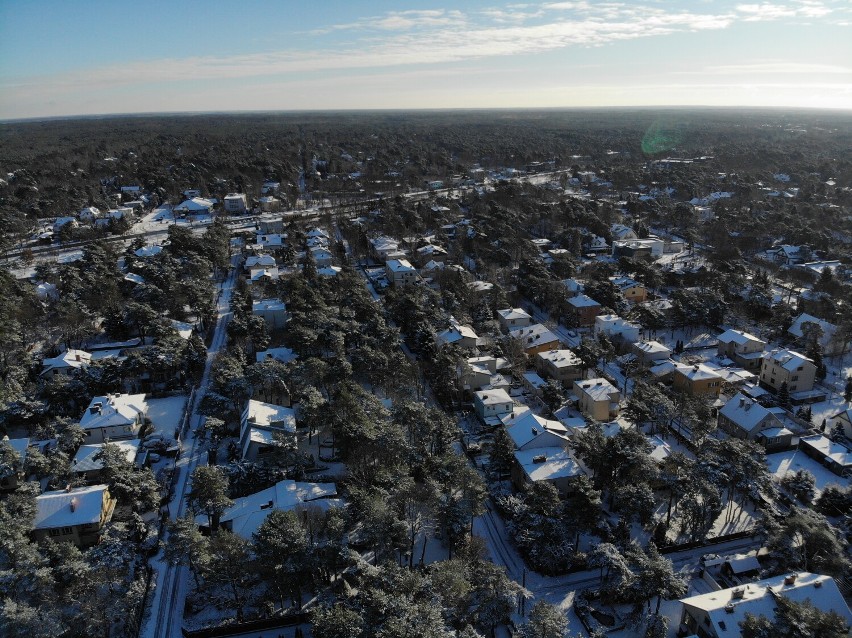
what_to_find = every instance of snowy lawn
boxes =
[766,448,849,498]
[146,395,188,437]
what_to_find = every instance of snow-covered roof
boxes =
[799,435,852,468]
[514,447,584,483]
[504,412,569,450]
[72,440,139,474]
[719,393,777,432]
[575,378,619,401]
[474,388,512,405]
[386,258,415,273]
[203,479,339,539]
[255,347,298,364]
[41,349,92,374]
[610,275,642,290]
[34,485,110,530]
[567,293,600,308]
[170,320,194,339]
[537,349,581,368]
[245,254,276,269]
[468,280,494,293]
[788,313,837,342]
[717,328,763,346]
[497,308,532,323]
[633,340,671,355]
[252,298,286,313]
[522,371,547,389]
[124,272,145,285]
[174,197,214,211]
[509,323,561,347]
[764,348,813,372]
[134,245,162,258]
[680,572,852,637]
[244,399,296,431]
[317,266,342,277]
[79,394,147,431]
[675,363,722,382]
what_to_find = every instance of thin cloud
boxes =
[735,1,833,21]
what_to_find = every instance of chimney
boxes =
[784,574,797,586]
[739,397,745,407]
[70,497,79,513]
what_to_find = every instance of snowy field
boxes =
[766,448,849,498]
[146,395,188,437]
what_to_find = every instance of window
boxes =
[792,375,799,381]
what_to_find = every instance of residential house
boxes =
[197,479,340,538]
[509,323,562,355]
[458,356,511,392]
[536,349,583,384]
[245,253,277,271]
[788,312,845,356]
[240,399,297,461]
[716,329,766,371]
[261,180,281,195]
[248,266,280,284]
[0,437,29,491]
[673,363,723,397]
[134,244,162,258]
[612,238,664,259]
[71,439,139,483]
[41,349,92,378]
[512,448,586,496]
[473,388,514,421]
[631,341,672,367]
[759,349,816,395]
[78,206,101,223]
[496,308,533,332]
[566,294,602,327]
[521,371,547,396]
[435,318,479,350]
[767,244,804,266]
[371,236,405,260]
[828,408,852,439]
[79,394,147,443]
[255,347,298,365]
[385,259,418,287]
[53,217,78,233]
[798,435,852,476]
[223,193,248,214]
[255,233,285,251]
[258,196,280,212]
[561,278,584,298]
[252,299,287,330]
[594,314,641,344]
[32,485,116,548]
[309,246,334,267]
[611,224,637,241]
[586,235,609,253]
[678,572,851,638]
[717,394,797,451]
[610,276,647,303]
[574,378,621,421]
[173,197,214,215]
[502,410,571,451]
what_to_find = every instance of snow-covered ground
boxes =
[146,395,188,438]
[766,448,849,498]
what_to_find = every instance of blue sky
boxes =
[1,0,850,119]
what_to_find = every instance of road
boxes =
[143,258,237,638]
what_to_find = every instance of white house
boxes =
[436,317,479,350]
[240,399,297,461]
[594,314,641,344]
[223,193,248,214]
[473,388,514,421]
[386,259,417,286]
[496,308,533,332]
[173,197,214,215]
[252,299,287,330]
[245,254,276,270]
[79,394,147,443]
[32,485,116,548]
[309,246,334,267]
[41,349,92,378]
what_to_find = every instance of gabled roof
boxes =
[474,388,512,405]
[717,328,764,346]
[575,378,619,401]
[34,485,110,529]
[497,307,532,322]
[41,349,92,374]
[245,254,276,269]
[72,440,139,474]
[764,348,813,372]
[509,323,561,347]
[174,197,214,211]
[720,393,778,432]
[675,363,722,382]
[504,412,569,450]
[79,394,147,431]
[633,340,671,355]
[788,313,837,342]
[567,293,601,308]
[386,258,415,273]
[514,447,584,483]
[537,349,581,368]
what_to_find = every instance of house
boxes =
[717,394,796,451]
[41,349,92,378]
[371,236,405,260]
[436,318,479,350]
[248,266,280,283]
[79,394,147,443]
[308,246,333,268]
[255,233,284,251]
[594,314,641,344]
[512,447,585,496]
[53,216,78,233]
[759,349,816,395]
[678,572,852,638]
[240,400,297,461]
[798,435,852,476]
[78,206,101,223]
[252,299,287,330]
[566,294,602,327]
[767,243,804,266]
[173,197,214,215]
[509,323,562,355]
[503,411,571,451]
[586,235,609,253]
[473,388,514,421]
[468,280,495,294]
[245,254,277,271]
[562,278,584,297]
[496,308,533,332]
[828,408,852,439]
[182,189,201,199]
[631,341,672,367]
[197,479,340,538]
[673,363,723,397]
[458,356,511,392]
[261,180,281,195]
[255,347,298,365]
[716,329,766,371]
[609,276,647,303]
[385,259,417,287]
[611,224,637,241]
[32,485,116,548]
[612,238,664,259]
[258,196,279,212]
[223,193,248,214]
[0,437,29,491]
[536,349,583,384]
[521,371,547,396]
[134,244,162,259]
[788,312,845,356]
[71,439,139,483]
[574,378,621,421]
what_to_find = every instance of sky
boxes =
[0,0,850,119]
